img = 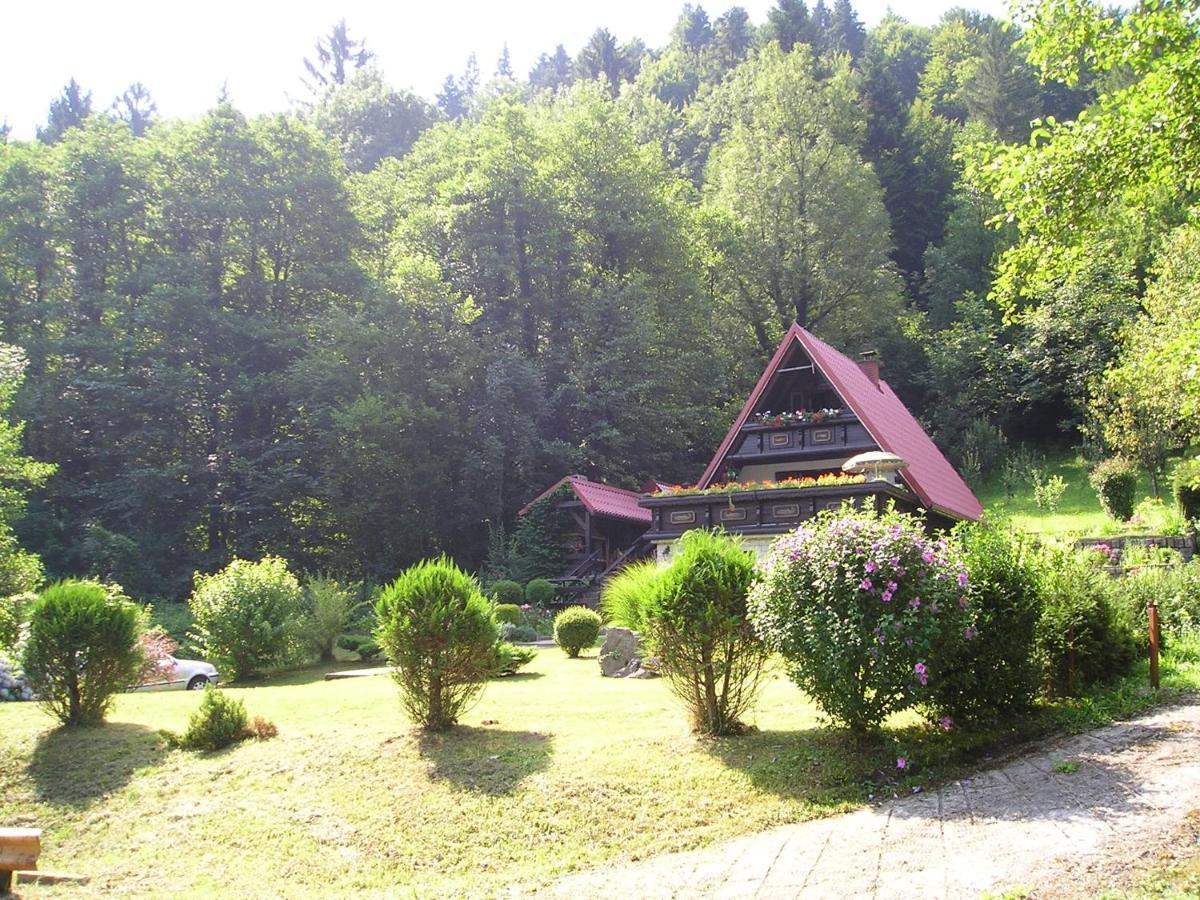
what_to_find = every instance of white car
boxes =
[135,656,220,691]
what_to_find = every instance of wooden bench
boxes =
[0,828,40,895]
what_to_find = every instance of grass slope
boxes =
[975,450,1177,537]
[3,643,1198,897]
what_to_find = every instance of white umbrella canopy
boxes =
[842,451,909,482]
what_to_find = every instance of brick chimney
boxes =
[858,351,880,388]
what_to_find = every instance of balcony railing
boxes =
[729,416,876,463]
[640,481,915,541]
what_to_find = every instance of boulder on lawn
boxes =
[599,627,659,678]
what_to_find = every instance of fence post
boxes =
[1149,602,1161,691]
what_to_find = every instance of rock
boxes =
[599,627,642,677]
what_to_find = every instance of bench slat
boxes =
[0,828,41,871]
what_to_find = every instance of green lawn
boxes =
[975,450,1181,537]
[3,643,1198,898]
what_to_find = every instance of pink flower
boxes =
[520,603,531,610]
[921,550,934,564]
[887,581,898,592]
[957,572,969,588]
[860,578,873,591]
[963,626,976,640]
[939,716,954,732]
[881,590,893,603]
[909,596,920,609]
[914,662,928,686]
[865,560,877,573]
[896,756,908,770]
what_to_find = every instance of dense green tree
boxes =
[112,82,156,136]
[576,29,637,97]
[0,346,52,594]
[38,79,93,144]
[311,67,437,172]
[702,45,903,354]
[529,45,574,92]
[302,19,374,92]
[767,0,812,52]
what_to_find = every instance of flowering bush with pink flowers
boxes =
[748,506,973,733]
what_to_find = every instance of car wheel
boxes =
[186,675,210,690]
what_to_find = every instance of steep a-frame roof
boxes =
[699,324,983,522]
[518,475,652,525]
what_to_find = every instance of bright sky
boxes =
[3,0,1008,139]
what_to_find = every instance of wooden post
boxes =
[1149,602,1161,690]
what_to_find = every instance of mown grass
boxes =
[3,640,1198,898]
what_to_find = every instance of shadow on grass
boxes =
[30,721,166,808]
[701,726,875,808]
[417,726,554,796]
[496,671,545,681]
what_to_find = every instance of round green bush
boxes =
[641,530,766,735]
[493,603,523,626]
[490,580,523,605]
[375,557,499,731]
[188,557,304,681]
[524,578,556,607]
[1173,458,1200,522]
[178,685,248,752]
[931,520,1043,723]
[749,507,972,733]
[1089,457,1139,522]
[553,606,601,658]
[22,580,144,726]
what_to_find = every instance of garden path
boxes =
[542,700,1200,898]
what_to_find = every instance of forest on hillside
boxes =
[0,0,1197,598]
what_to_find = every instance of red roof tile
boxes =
[519,475,651,525]
[699,324,982,522]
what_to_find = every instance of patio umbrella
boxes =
[842,451,909,483]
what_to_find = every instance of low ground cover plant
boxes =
[189,557,305,681]
[166,685,279,751]
[553,606,601,657]
[22,580,145,726]
[375,557,498,731]
[749,507,972,733]
[490,641,536,676]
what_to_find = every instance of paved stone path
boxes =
[544,702,1200,898]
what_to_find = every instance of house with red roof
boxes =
[516,475,652,594]
[640,323,982,562]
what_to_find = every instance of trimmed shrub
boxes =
[643,530,765,736]
[177,685,248,752]
[375,557,499,731]
[524,578,556,607]
[23,580,145,726]
[1174,458,1200,522]
[749,507,972,733]
[304,575,365,661]
[601,560,659,634]
[1034,545,1139,697]
[1089,457,1139,521]
[490,580,523,605]
[336,633,382,660]
[493,603,523,626]
[930,521,1043,722]
[500,623,538,643]
[490,641,536,676]
[553,606,601,658]
[188,557,304,681]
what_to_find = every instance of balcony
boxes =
[728,416,877,464]
[640,481,917,541]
